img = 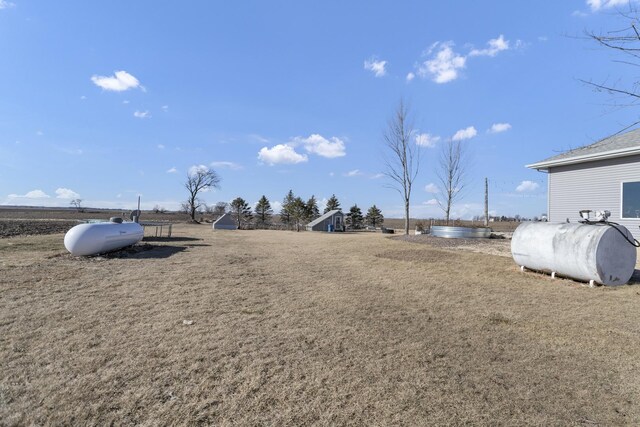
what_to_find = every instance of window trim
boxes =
[620,180,640,220]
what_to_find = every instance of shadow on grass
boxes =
[627,269,640,285]
[101,243,192,259]
[142,236,203,242]
[128,245,190,259]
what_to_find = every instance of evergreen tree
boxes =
[254,195,273,228]
[365,205,384,228]
[230,197,253,229]
[324,194,340,214]
[280,189,295,227]
[306,195,320,220]
[288,197,308,232]
[345,204,364,229]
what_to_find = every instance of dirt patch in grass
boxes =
[394,233,513,257]
[2,226,640,425]
[0,219,78,238]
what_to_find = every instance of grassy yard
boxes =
[1,225,639,425]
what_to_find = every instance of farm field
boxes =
[2,224,640,425]
[0,206,521,235]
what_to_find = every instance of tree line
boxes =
[206,190,384,231]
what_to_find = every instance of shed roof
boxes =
[527,128,640,170]
[306,209,342,228]
[213,213,236,228]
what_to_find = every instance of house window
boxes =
[622,181,640,219]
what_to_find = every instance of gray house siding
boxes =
[548,153,640,239]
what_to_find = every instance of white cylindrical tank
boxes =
[511,222,637,286]
[64,221,144,256]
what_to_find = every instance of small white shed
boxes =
[212,213,237,230]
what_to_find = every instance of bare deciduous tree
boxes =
[382,99,420,235]
[212,202,228,218]
[582,7,640,133]
[70,199,84,212]
[436,139,468,225]
[184,166,221,221]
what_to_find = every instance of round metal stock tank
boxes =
[430,226,491,239]
[511,222,637,286]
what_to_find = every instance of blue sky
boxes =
[1,0,639,219]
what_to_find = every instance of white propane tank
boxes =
[511,222,637,286]
[64,221,144,256]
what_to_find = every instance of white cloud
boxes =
[258,144,308,165]
[161,105,169,112]
[91,70,141,92]
[157,144,165,149]
[587,0,630,11]
[370,173,385,179]
[329,172,335,177]
[469,35,510,57]
[294,134,346,158]
[133,110,150,119]
[188,165,210,176]
[123,100,130,104]
[538,36,549,42]
[166,167,177,173]
[364,57,387,77]
[318,198,328,212]
[272,200,283,212]
[406,72,415,82]
[450,203,486,220]
[488,123,512,134]
[415,35,514,84]
[452,126,477,141]
[0,0,15,9]
[249,134,270,144]
[424,199,439,206]
[516,180,540,192]
[8,189,50,199]
[345,169,362,177]
[415,133,440,147]
[257,134,345,166]
[55,188,80,199]
[80,95,87,100]
[418,42,466,84]
[211,161,243,170]
[424,183,439,193]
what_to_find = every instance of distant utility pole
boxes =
[484,177,489,227]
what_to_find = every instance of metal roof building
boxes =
[528,128,640,238]
[306,209,345,232]
[212,213,237,230]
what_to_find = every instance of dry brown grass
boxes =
[2,225,640,425]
